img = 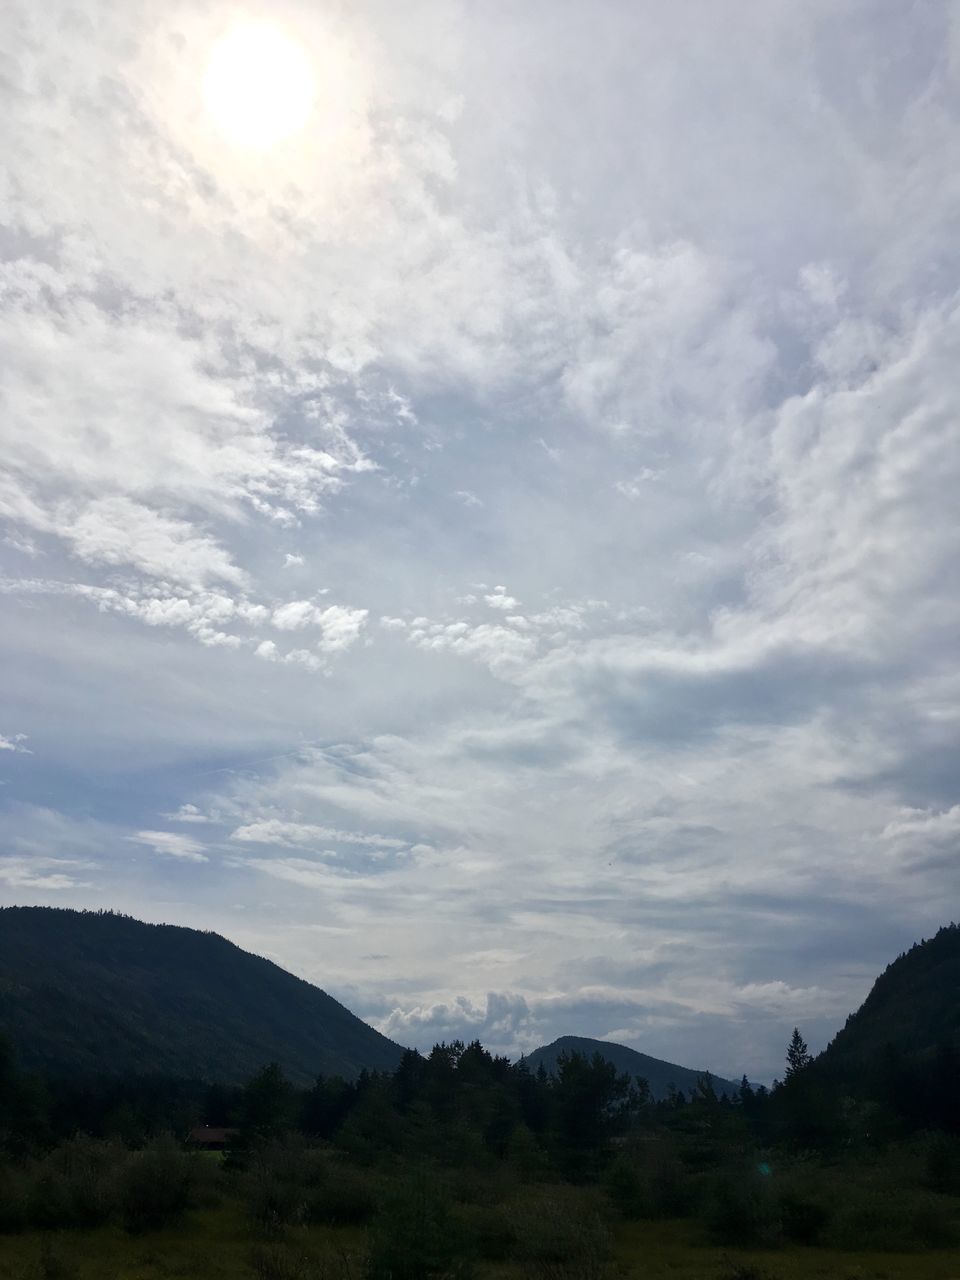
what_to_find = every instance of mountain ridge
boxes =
[520,1034,743,1101]
[820,921,960,1070]
[0,905,405,1084]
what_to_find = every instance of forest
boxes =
[1,1017,960,1280]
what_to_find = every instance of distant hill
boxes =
[521,1035,742,1101]
[0,906,404,1084]
[821,922,960,1070]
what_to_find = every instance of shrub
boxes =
[119,1135,195,1233]
[462,1203,518,1261]
[250,1242,317,1280]
[719,1265,774,1280]
[511,1190,612,1280]
[923,1134,959,1194]
[27,1137,121,1230]
[304,1169,377,1226]
[247,1171,306,1238]
[824,1189,957,1251]
[0,1168,27,1233]
[603,1155,642,1219]
[777,1190,829,1245]
[250,1243,363,1280]
[33,1238,80,1280]
[705,1172,781,1248]
[364,1177,473,1280]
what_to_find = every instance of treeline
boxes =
[3,1026,960,1168]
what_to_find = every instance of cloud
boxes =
[230,819,407,850]
[126,831,208,862]
[484,586,519,611]
[0,857,95,890]
[0,733,31,754]
[615,470,662,499]
[65,498,246,589]
[270,602,368,651]
[408,619,537,671]
[161,804,214,824]
[1,0,958,1081]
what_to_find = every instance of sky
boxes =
[1,0,959,1082]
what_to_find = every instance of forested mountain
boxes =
[521,1035,741,1101]
[821,922,960,1069]
[0,906,404,1083]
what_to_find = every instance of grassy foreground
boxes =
[2,1206,960,1280]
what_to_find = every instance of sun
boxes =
[203,21,315,149]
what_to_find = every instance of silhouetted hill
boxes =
[521,1035,741,1100]
[821,922,960,1070]
[0,906,404,1084]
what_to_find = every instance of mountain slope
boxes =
[521,1035,741,1100]
[0,906,404,1084]
[821,922,960,1069]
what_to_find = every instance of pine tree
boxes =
[785,1027,811,1078]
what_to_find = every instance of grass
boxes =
[1,1210,960,1280]
[617,1219,960,1279]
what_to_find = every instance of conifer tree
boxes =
[785,1027,811,1078]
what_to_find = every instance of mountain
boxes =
[820,922,960,1070]
[0,906,404,1084]
[521,1035,742,1101]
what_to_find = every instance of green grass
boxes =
[2,1209,960,1280]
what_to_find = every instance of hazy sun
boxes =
[203,21,315,148]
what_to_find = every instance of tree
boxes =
[785,1027,811,1079]
[240,1062,293,1139]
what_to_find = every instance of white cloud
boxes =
[0,857,94,890]
[409,619,537,671]
[0,733,31,754]
[484,586,519,611]
[126,831,208,862]
[161,804,213,825]
[271,601,368,651]
[230,819,407,850]
[65,498,246,589]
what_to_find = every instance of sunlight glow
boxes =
[203,21,315,148]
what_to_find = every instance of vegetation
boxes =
[1,914,959,1276]
[0,907,403,1084]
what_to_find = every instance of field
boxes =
[2,1188,960,1280]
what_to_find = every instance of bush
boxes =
[119,1135,195,1233]
[777,1190,829,1245]
[364,1177,473,1280]
[511,1190,612,1280]
[0,1168,27,1233]
[719,1266,774,1280]
[824,1189,957,1251]
[705,1172,780,1248]
[462,1203,518,1261]
[250,1242,317,1280]
[25,1137,120,1230]
[603,1155,642,1219]
[250,1243,362,1280]
[34,1238,80,1280]
[247,1172,306,1238]
[304,1169,377,1226]
[923,1134,959,1194]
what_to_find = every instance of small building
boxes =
[188,1126,239,1151]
